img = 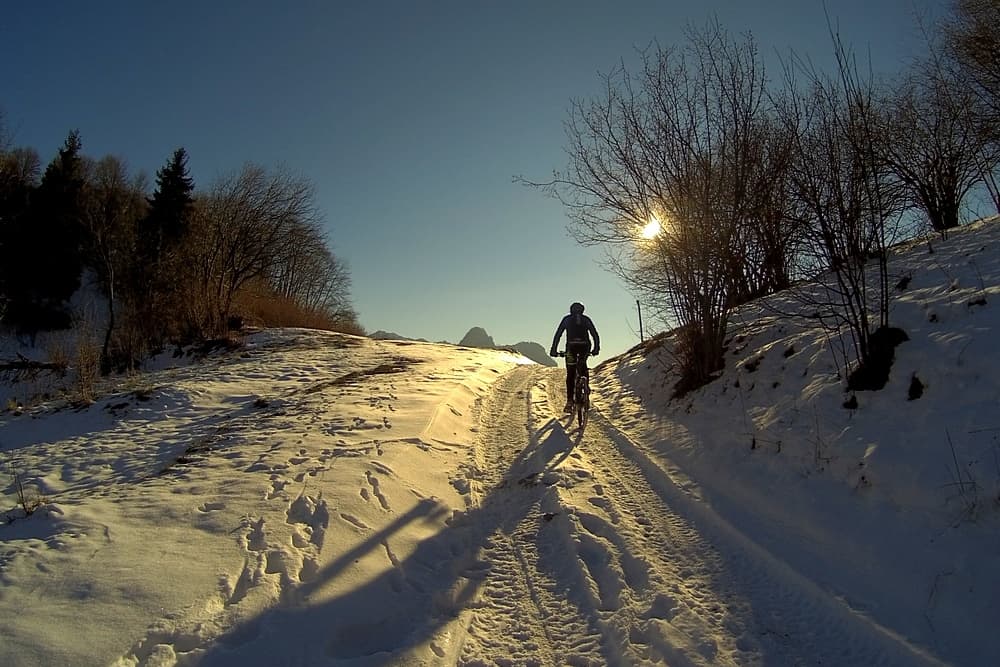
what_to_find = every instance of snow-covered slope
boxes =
[0,219,998,666]
[592,216,1000,664]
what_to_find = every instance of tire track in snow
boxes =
[456,366,618,666]
[557,369,947,667]
[537,371,751,666]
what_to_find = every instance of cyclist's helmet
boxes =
[570,302,585,315]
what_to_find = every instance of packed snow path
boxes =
[452,365,944,666]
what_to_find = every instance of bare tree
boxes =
[269,223,355,319]
[726,115,807,302]
[0,148,42,258]
[0,110,8,152]
[945,0,1000,127]
[522,21,790,394]
[314,252,357,324]
[942,0,1000,212]
[885,31,999,231]
[80,155,148,372]
[777,33,908,390]
[0,147,41,187]
[186,164,320,336]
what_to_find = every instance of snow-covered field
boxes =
[1,218,998,666]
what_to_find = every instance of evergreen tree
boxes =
[133,148,195,345]
[0,147,41,312]
[139,147,194,265]
[6,130,86,330]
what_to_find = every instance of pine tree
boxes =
[6,130,86,330]
[0,147,41,312]
[133,148,195,344]
[139,148,194,266]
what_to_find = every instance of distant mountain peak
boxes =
[510,341,557,367]
[459,327,496,348]
[458,327,556,367]
[370,327,555,366]
[369,330,429,342]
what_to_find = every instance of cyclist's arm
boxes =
[588,319,600,351]
[550,318,567,352]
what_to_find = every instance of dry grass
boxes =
[234,291,365,335]
[73,326,101,404]
[4,458,46,519]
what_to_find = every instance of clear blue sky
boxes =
[2,1,946,358]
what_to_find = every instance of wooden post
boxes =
[636,299,644,343]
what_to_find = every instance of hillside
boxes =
[591,217,1000,663]
[0,219,997,665]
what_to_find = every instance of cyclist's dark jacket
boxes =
[552,313,600,352]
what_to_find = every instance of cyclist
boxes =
[549,302,600,413]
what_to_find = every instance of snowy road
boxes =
[1,328,973,666]
[452,365,944,666]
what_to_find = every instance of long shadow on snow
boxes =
[193,370,616,665]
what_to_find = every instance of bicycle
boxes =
[558,348,594,428]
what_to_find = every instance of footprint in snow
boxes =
[587,495,617,521]
[576,531,624,611]
[286,494,330,551]
[369,460,394,476]
[245,517,266,553]
[198,501,226,512]
[364,471,391,510]
[339,513,370,531]
[266,479,287,500]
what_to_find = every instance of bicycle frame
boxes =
[559,349,591,427]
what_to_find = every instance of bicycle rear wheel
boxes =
[574,375,589,429]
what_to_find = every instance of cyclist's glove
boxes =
[592,348,600,356]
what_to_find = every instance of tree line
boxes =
[527,1,1000,396]
[0,128,360,375]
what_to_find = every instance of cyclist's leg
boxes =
[565,355,576,410]
[569,341,592,380]
[565,343,586,407]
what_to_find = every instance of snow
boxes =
[1,218,999,666]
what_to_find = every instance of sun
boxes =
[641,216,661,239]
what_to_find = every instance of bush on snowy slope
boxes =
[0,332,190,413]
[0,300,245,413]
[596,217,1000,522]
[0,262,362,412]
[0,271,106,410]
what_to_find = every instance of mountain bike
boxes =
[558,348,593,428]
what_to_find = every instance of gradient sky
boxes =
[2,1,947,358]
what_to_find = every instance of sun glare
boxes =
[641,217,661,239]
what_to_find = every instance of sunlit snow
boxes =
[1,219,999,666]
